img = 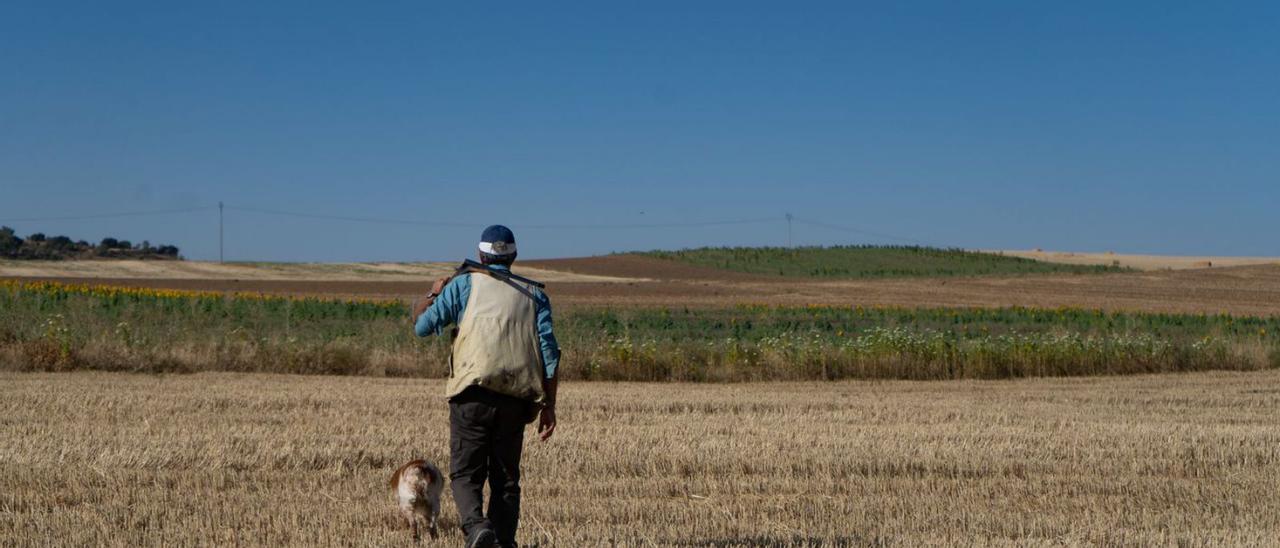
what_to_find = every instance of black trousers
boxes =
[449,386,532,545]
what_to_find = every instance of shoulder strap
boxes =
[461,259,545,288]
[455,261,540,302]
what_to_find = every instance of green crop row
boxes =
[1,280,1275,381]
[636,245,1130,278]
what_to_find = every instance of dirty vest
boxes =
[445,272,546,403]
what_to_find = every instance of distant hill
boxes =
[636,245,1130,279]
[0,226,180,260]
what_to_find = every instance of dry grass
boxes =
[997,250,1280,271]
[2,371,1278,546]
[0,259,637,283]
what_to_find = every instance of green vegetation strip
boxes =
[637,245,1129,278]
[1,281,1275,381]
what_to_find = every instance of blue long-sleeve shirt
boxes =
[414,265,560,379]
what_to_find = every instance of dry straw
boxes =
[2,371,1277,546]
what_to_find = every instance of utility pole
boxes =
[785,213,793,248]
[218,201,224,263]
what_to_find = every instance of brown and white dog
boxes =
[389,459,444,541]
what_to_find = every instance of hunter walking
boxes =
[413,225,560,548]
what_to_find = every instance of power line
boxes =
[224,205,475,227]
[2,202,941,252]
[791,217,928,245]
[225,204,781,230]
[521,217,780,230]
[785,213,793,248]
[3,202,780,232]
[226,206,935,246]
[0,205,215,223]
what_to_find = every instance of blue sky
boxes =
[2,1,1276,261]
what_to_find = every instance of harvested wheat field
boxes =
[3,371,1278,546]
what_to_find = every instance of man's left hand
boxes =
[410,277,451,324]
[430,277,449,295]
[411,294,435,324]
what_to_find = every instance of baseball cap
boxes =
[479,225,516,256]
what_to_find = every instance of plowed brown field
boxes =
[7,255,1280,315]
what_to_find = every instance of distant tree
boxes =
[96,237,119,256]
[1,229,179,260]
[0,226,23,257]
[48,236,74,250]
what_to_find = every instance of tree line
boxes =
[0,226,181,260]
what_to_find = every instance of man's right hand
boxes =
[537,406,556,441]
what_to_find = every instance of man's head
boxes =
[478,225,517,266]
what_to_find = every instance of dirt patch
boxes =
[0,259,638,284]
[998,250,1280,271]
[522,254,776,281]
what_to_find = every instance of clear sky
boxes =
[2,1,1276,261]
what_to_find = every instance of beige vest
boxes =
[445,272,546,403]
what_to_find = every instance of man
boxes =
[412,225,559,548]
